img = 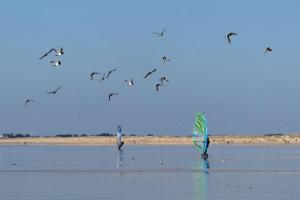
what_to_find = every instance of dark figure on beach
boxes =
[117,125,124,150]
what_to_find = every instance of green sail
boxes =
[192,112,208,153]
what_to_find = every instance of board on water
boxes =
[192,112,208,154]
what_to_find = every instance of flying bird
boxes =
[226,32,237,44]
[264,47,272,53]
[24,99,34,107]
[156,83,164,91]
[50,61,61,67]
[39,50,52,60]
[99,73,106,82]
[46,86,61,94]
[153,28,166,37]
[53,47,64,56]
[90,72,100,80]
[144,69,157,78]
[108,93,119,101]
[124,79,134,86]
[162,56,171,64]
[106,69,117,78]
[39,47,64,60]
[159,76,169,84]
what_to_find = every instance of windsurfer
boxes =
[192,112,210,159]
[117,125,124,150]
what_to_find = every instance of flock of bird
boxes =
[25,47,64,107]
[24,30,272,107]
[225,32,272,53]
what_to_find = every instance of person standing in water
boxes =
[117,125,124,150]
[202,137,210,159]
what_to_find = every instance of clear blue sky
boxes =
[0,0,300,136]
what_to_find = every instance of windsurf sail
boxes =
[192,112,208,153]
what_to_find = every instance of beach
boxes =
[0,134,299,145]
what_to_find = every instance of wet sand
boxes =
[0,134,299,145]
[1,145,300,200]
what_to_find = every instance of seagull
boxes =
[264,47,272,53]
[124,79,134,86]
[46,86,61,94]
[53,47,64,56]
[106,69,117,78]
[162,56,171,64]
[108,93,119,101]
[144,69,157,78]
[39,49,52,60]
[90,72,100,80]
[226,32,237,44]
[24,99,34,107]
[39,47,64,60]
[159,160,163,165]
[99,73,106,82]
[153,28,166,37]
[156,83,164,91]
[50,61,61,67]
[159,76,169,84]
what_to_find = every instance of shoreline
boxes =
[0,134,299,145]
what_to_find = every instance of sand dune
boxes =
[0,134,300,145]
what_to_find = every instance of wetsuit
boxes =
[203,138,210,157]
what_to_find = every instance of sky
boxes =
[0,0,300,136]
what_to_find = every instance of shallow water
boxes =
[0,145,300,200]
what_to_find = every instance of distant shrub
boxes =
[1,133,31,138]
[15,134,24,138]
[147,134,154,136]
[56,134,73,137]
[2,133,14,138]
[264,133,284,137]
[93,133,113,137]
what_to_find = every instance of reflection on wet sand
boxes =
[117,149,124,169]
[116,148,125,178]
[194,157,209,200]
